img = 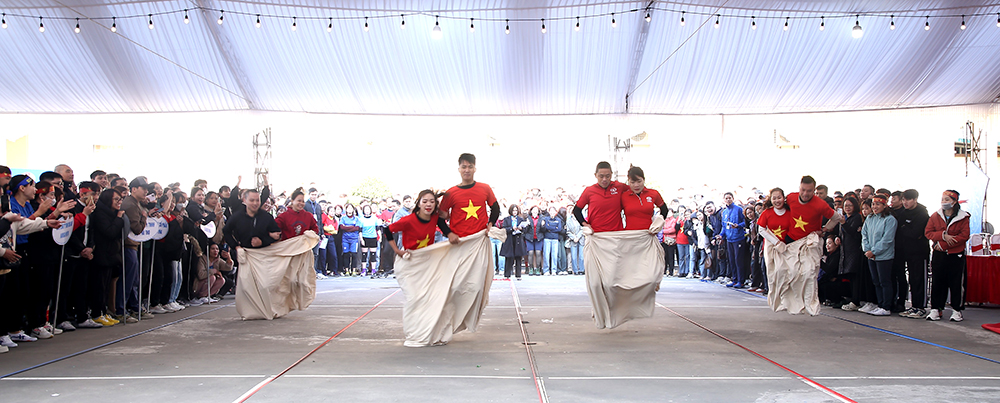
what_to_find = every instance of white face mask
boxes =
[178,201,188,209]
[942,202,954,210]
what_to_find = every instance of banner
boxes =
[201,221,216,238]
[151,217,169,240]
[127,218,157,242]
[51,217,73,246]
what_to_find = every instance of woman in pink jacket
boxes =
[924,190,970,322]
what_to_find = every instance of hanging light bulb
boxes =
[783,17,789,31]
[960,15,966,30]
[111,16,117,32]
[575,16,580,31]
[364,17,369,32]
[38,17,44,33]
[714,15,720,29]
[256,15,261,28]
[148,14,154,30]
[328,18,333,32]
[820,16,825,31]
[400,14,405,29]
[291,17,297,31]
[470,18,474,33]
[611,13,616,28]
[997,13,999,28]
[852,15,863,38]
[184,9,189,24]
[431,16,442,39]
[75,18,80,33]
[645,11,651,23]
[541,18,546,33]
[218,10,224,25]
[2,13,6,29]
[890,15,895,30]
[680,11,685,26]
[505,19,509,34]
[751,16,756,30]
[925,16,930,31]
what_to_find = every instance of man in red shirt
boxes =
[573,161,628,232]
[439,153,500,237]
[785,176,843,241]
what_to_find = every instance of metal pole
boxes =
[121,238,126,324]
[52,245,66,331]
[137,241,143,323]
[147,241,156,312]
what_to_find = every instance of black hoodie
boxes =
[894,203,930,258]
[90,201,124,268]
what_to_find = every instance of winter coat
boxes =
[861,213,897,261]
[91,201,124,268]
[500,216,527,257]
[838,213,865,275]
[540,215,564,240]
[925,208,971,255]
[894,203,930,258]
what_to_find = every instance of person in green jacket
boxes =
[861,194,897,316]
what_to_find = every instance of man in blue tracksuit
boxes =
[720,192,747,288]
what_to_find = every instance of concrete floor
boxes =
[2,275,999,403]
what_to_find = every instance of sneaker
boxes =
[0,334,18,348]
[43,323,64,335]
[76,319,103,328]
[105,314,120,325]
[949,310,964,322]
[0,344,7,353]
[898,307,917,317]
[139,310,155,320]
[188,298,204,307]
[169,302,185,311]
[926,309,942,321]
[209,297,221,303]
[686,274,694,279]
[906,309,927,319]
[316,273,327,280]
[93,315,115,326]
[162,304,178,313]
[858,302,877,314]
[149,305,168,314]
[124,314,139,324]
[841,302,860,311]
[56,321,77,331]
[870,307,891,316]
[30,327,53,339]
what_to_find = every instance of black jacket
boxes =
[187,202,217,226]
[894,203,930,258]
[223,208,280,249]
[67,214,96,258]
[226,186,270,220]
[838,213,865,275]
[91,201,124,268]
[158,216,185,261]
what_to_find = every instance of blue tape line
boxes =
[0,303,233,379]
[729,286,1000,365]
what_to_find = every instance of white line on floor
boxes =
[3,375,268,381]
[284,375,532,380]
[548,376,788,380]
[6,375,999,382]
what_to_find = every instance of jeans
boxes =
[677,244,691,276]
[869,259,894,310]
[491,238,506,272]
[117,248,141,315]
[169,260,183,303]
[542,239,560,274]
[314,242,325,274]
[569,241,584,274]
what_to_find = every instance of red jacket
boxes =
[924,208,970,255]
[275,208,319,241]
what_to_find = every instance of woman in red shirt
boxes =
[384,190,458,257]
[275,188,319,241]
[622,166,668,231]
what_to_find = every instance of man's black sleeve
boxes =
[658,203,669,219]
[489,202,501,226]
[437,217,452,236]
[382,226,394,241]
[573,205,587,224]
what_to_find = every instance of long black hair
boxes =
[410,189,445,216]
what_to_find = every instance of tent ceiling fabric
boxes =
[1,0,999,115]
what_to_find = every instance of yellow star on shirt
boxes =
[416,235,430,249]
[793,216,809,231]
[460,199,482,220]
[772,226,786,239]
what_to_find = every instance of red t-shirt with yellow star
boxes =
[622,187,664,230]
[387,213,440,250]
[757,208,793,243]
[440,182,497,237]
[785,192,835,241]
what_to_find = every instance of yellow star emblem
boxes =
[772,226,785,239]
[459,199,482,220]
[793,216,809,231]
[416,235,430,249]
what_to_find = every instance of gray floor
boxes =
[2,275,999,403]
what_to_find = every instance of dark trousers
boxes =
[89,263,112,318]
[155,253,174,306]
[379,240,395,273]
[869,259,894,310]
[59,257,90,323]
[893,255,928,309]
[850,264,877,305]
[714,241,729,278]
[930,251,966,311]
[504,256,523,279]
[1,250,31,333]
[661,243,674,276]
[29,252,57,329]
[726,239,747,285]
[143,245,167,307]
[324,242,340,275]
[314,242,325,274]
[750,243,766,289]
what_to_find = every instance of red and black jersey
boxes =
[388,213,442,250]
[440,182,497,237]
[576,181,628,232]
[757,208,794,242]
[785,192,835,241]
[622,187,664,230]
[275,208,319,241]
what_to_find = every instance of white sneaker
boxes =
[149,305,168,314]
[841,302,860,311]
[170,302,185,311]
[858,302,876,314]
[870,307,891,316]
[949,310,964,322]
[0,334,18,348]
[316,273,328,280]
[30,327,53,339]
[685,274,694,279]
[42,322,63,335]
[76,319,103,328]
[926,309,942,321]
[209,297,220,303]
[200,297,213,304]
[188,298,204,306]
[56,321,77,331]
[0,344,8,353]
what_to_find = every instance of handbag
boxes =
[703,253,713,269]
[1,230,20,274]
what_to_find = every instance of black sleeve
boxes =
[227,186,242,209]
[382,226,394,241]
[261,186,270,203]
[489,202,501,227]
[0,218,10,239]
[223,217,238,247]
[437,217,452,236]
[573,206,587,224]
[658,203,669,219]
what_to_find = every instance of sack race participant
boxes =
[576,164,666,329]
[764,177,843,315]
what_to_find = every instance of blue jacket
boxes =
[861,213,897,261]
[540,215,564,240]
[720,203,746,242]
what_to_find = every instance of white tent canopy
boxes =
[2,0,999,115]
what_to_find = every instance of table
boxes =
[966,255,1000,305]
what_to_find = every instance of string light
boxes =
[470,18,474,33]
[505,19,509,35]
[680,11,685,26]
[997,13,1000,28]
[925,16,930,31]
[184,9,189,24]
[364,17,369,32]
[611,13,616,28]
[328,17,333,32]
[783,17,789,31]
[74,18,80,33]
[256,15,261,28]
[400,14,405,29]
[820,16,825,31]
[645,10,651,23]
[751,16,756,30]
[714,14,720,28]
[148,14,154,30]
[852,15,863,38]
[541,18,546,34]
[111,16,116,32]
[431,15,442,39]
[217,10,224,25]
[960,15,966,30]
[890,15,895,30]
[1,13,6,29]
[291,17,296,31]
[575,16,580,31]
[38,16,43,33]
